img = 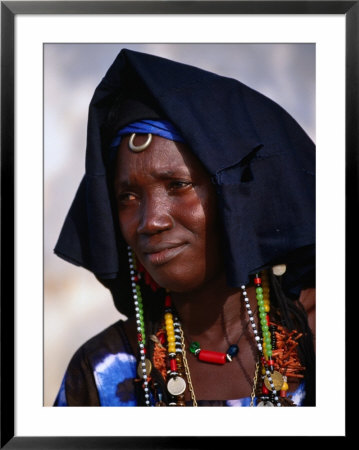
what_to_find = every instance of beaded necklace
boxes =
[187,306,254,365]
[128,247,303,406]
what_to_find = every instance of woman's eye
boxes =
[169,180,193,190]
[117,192,137,203]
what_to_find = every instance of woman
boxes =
[53,49,315,407]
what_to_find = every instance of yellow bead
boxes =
[164,313,173,321]
[167,335,176,343]
[281,382,289,391]
[168,344,176,353]
[166,330,175,339]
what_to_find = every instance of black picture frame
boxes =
[1,1,355,447]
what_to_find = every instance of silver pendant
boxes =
[257,401,274,407]
[137,358,152,378]
[264,370,284,391]
[167,376,186,396]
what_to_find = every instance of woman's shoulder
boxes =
[55,319,138,406]
[74,319,133,362]
[69,320,138,370]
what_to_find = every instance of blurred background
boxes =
[44,43,315,406]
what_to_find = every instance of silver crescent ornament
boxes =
[129,133,152,152]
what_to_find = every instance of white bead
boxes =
[272,264,287,276]
[277,403,281,407]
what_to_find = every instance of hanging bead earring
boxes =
[128,246,151,406]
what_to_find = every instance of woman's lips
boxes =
[144,244,188,266]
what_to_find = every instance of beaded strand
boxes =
[128,247,151,406]
[163,294,187,404]
[241,272,281,407]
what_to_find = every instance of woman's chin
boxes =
[149,269,205,294]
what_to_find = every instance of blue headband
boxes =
[109,119,186,160]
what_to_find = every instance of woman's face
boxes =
[114,134,224,292]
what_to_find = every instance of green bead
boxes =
[264,336,271,345]
[256,293,264,301]
[189,341,200,354]
[259,305,266,313]
[259,311,267,320]
[262,324,269,333]
[256,287,263,295]
[266,349,272,357]
[257,299,264,307]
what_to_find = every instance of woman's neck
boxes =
[170,272,256,343]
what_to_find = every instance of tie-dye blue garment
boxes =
[54,320,305,407]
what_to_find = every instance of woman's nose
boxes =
[136,194,174,235]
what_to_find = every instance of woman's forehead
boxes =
[116,135,204,177]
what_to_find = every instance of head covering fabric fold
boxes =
[54,49,315,313]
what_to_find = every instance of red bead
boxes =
[267,359,274,366]
[137,334,142,341]
[280,390,287,398]
[262,385,269,394]
[158,332,166,345]
[170,358,177,372]
[198,350,226,365]
[254,277,261,285]
[165,295,172,308]
[133,275,139,282]
[143,348,146,355]
[144,271,151,285]
[150,280,159,291]
[266,314,270,325]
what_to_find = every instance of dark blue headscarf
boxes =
[54,49,315,314]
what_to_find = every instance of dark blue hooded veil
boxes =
[54,49,315,316]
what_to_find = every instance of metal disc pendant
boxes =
[264,370,284,391]
[137,358,152,378]
[257,401,274,407]
[167,376,186,396]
